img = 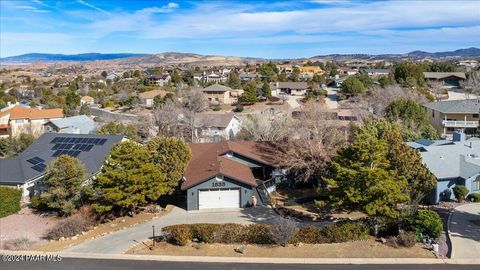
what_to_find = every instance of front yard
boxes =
[127,239,435,258]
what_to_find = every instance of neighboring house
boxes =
[0,133,123,198]
[201,84,243,105]
[206,72,228,83]
[194,113,241,142]
[106,73,119,81]
[0,105,63,138]
[80,95,95,106]
[337,67,358,76]
[182,141,279,210]
[363,68,390,77]
[44,115,95,134]
[277,64,293,74]
[298,66,323,74]
[407,133,480,204]
[239,73,259,82]
[139,90,167,107]
[146,74,171,86]
[423,72,466,88]
[270,82,309,96]
[18,88,36,99]
[423,99,480,137]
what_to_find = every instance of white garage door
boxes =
[198,188,240,210]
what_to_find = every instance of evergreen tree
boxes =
[92,141,166,215]
[146,137,191,194]
[340,77,366,96]
[79,103,91,116]
[240,82,258,104]
[37,155,88,216]
[227,71,242,89]
[262,82,272,98]
[97,122,140,142]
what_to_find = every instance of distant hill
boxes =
[406,47,480,58]
[0,53,146,64]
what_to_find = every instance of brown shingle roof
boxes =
[194,113,237,128]
[181,141,276,190]
[81,95,94,101]
[0,106,63,120]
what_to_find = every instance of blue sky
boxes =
[1,0,479,58]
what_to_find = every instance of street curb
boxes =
[2,250,480,265]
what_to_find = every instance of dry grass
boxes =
[31,205,174,252]
[126,239,435,258]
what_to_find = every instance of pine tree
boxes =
[262,82,272,98]
[92,141,166,215]
[240,82,258,104]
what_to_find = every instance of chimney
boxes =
[452,131,465,142]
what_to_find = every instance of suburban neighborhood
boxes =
[0,1,479,270]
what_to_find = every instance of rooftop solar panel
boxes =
[92,138,101,144]
[97,139,107,145]
[31,163,46,172]
[80,138,89,143]
[52,150,63,157]
[84,144,94,151]
[27,158,41,165]
[50,137,61,144]
[57,137,66,143]
[73,144,82,150]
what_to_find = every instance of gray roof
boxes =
[423,72,466,80]
[422,99,480,114]
[363,69,390,74]
[195,113,238,128]
[270,82,308,90]
[45,115,95,134]
[408,138,480,180]
[0,133,123,185]
[202,84,233,92]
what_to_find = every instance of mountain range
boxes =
[1,48,479,65]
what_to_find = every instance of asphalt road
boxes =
[1,258,479,270]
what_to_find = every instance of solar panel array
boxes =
[26,136,110,173]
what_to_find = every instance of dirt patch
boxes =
[127,239,435,258]
[31,205,174,252]
[0,208,60,246]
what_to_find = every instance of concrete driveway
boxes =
[325,87,339,109]
[64,206,279,254]
[449,203,480,259]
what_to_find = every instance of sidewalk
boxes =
[448,203,480,259]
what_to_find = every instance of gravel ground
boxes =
[0,208,59,244]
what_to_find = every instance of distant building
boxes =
[363,68,390,77]
[80,95,95,106]
[194,113,241,143]
[44,115,95,134]
[270,82,309,96]
[423,72,466,88]
[0,105,63,138]
[407,134,480,204]
[138,90,168,107]
[337,67,358,76]
[298,66,323,74]
[201,84,243,105]
[239,73,259,82]
[423,99,480,137]
[146,73,171,86]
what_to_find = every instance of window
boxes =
[473,176,480,192]
[473,114,479,119]
[15,119,24,123]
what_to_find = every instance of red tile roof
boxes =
[0,106,63,120]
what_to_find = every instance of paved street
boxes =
[325,87,339,109]
[1,258,479,270]
[64,206,279,254]
[449,203,480,259]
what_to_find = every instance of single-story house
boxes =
[239,73,259,82]
[201,84,243,105]
[81,96,95,106]
[423,72,466,88]
[270,82,309,96]
[194,113,241,142]
[407,133,480,204]
[44,115,96,134]
[363,68,390,77]
[182,141,278,211]
[138,90,168,107]
[0,133,123,199]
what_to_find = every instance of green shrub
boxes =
[190,224,220,243]
[323,221,369,243]
[46,215,94,240]
[163,225,193,246]
[467,193,480,202]
[292,226,327,244]
[245,224,274,244]
[452,185,469,202]
[412,209,443,240]
[0,186,22,218]
[214,223,245,244]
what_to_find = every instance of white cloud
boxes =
[76,0,110,15]
[32,0,50,7]
[15,4,49,13]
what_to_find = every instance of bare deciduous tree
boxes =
[462,71,480,100]
[427,80,445,101]
[238,109,291,141]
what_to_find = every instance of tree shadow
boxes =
[449,208,480,242]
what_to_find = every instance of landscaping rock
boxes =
[234,246,247,254]
[110,224,118,228]
[71,236,78,240]
[120,219,126,223]
[59,237,65,241]
[380,237,387,244]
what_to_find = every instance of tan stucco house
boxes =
[201,84,243,105]
[0,105,64,138]
[423,99,480,137]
